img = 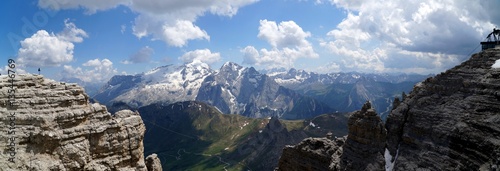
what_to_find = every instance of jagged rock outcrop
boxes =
[386,48,500,170]
[0,74,160,170]
[277,101,386,170]
[145,153,162,171]
[339,101,386,170]
[277,137,345,171]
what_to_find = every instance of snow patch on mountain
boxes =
[99,60,213,107]
[492,59,500,68]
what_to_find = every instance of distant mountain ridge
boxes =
[94,61,333,119]
[267,68,430,119]
[92,60,429,119]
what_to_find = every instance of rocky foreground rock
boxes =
[0,75,161,170]
[277,48,500,170]
[277,101,386,170]
[385,44,500,170]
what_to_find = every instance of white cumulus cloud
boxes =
[321,0,499,73]
[179,49,221,64]
[37,0,258,47]
[17,19,87,68]
[62,58,118,83]
[242,20,318,69]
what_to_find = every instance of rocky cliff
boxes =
[339,102,386,170]
[277,48,500,170]
[278,137,345,171]
[0,74,160,170]
[385,46,500,169]
[277,101,386,170]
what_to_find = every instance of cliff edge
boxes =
[277,48,500,170]
[277,101,386,171]
[385,44,500,170]
[0,74,161,170]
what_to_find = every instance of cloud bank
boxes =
[242,20,318,69]
[62,58,118,83]
[319,0,500,73]
[179,49,221,64]
[17,19,88,68]
[38,0,259,47]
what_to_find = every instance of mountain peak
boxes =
[185,59,210,70]
[220,61,244,72]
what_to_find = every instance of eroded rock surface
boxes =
[277,137,345,171]
[0,75,160,170]
[386,48,500,170]
[339,102,386,171]
[277,101,386,171]
[145,153,162,171]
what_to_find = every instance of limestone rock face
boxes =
[386,48,500,170]
[0,75,159,170]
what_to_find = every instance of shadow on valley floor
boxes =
[120,101,348,170]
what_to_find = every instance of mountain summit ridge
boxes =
[94,61,333,119]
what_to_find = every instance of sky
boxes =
[1,0,499,83]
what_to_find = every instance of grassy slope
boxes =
[139,101,348,171]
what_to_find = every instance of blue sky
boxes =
[1,0,499,83]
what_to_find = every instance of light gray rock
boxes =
[0,74,160,170]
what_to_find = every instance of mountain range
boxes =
[266,68,430,119]
[90,60,428,120]
[93,61,333,119]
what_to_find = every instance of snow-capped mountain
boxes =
[94,60,213,108]
[94,61,333,119]
[196,62,332,119]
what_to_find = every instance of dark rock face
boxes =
[277,101,386,171]
[277,137,345,171]
[340,102,387,171]
[145,153,162,171]
[386,48,500,170]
